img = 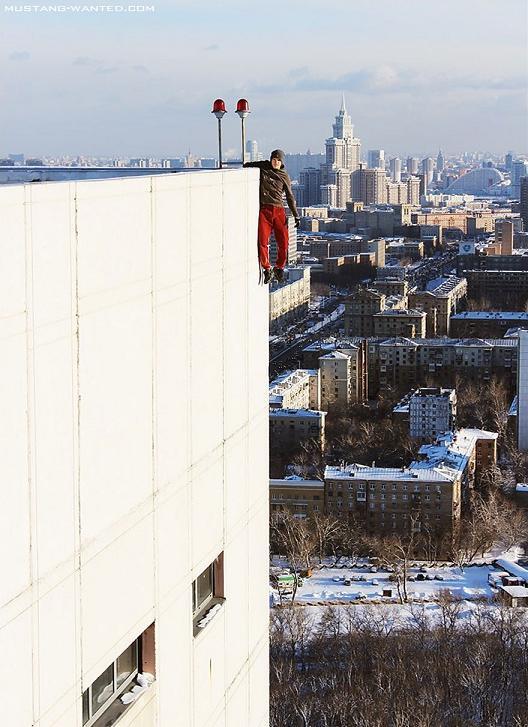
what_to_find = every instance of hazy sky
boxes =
[1,0,527,158]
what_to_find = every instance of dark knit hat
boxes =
[270,149,285,164]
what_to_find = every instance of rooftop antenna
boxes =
[211,99,227,168]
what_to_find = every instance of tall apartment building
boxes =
[0,169,269,727]
[390,157,402,183]
[520,177,528,230]
[408,388,457,439]
[269,266,310,333]
[320,98,361,208]
[518,330,528,452]
[351,166,388,205]
[496,219,514,255]
[421,157,435,185]
[269,216,297,266]
[368,149,385,169]
[297,167,322,206]
[319,350,359,410]
[284,152,326,182]
[407,157,419,175]
[386,178,420,205]
[512,160,528,198]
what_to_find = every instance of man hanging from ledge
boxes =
[244,149,300,284]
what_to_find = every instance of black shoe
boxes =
[263,268,273,284]
[273,267,285,283]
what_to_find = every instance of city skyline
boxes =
[1,0,527,157]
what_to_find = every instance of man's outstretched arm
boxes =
[283,173,300,224]
[243,161,266,168]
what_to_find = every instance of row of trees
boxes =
[270,601,528,727]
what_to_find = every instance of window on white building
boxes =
[192,553,225,636]
[82,624,155,727]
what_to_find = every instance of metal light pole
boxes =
[211,99,227,168]
[236,98,250,164]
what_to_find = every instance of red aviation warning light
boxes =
[235,98,250,118]
[211,98,227,119]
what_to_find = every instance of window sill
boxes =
[88,674,155,727]
[193,597,225,638]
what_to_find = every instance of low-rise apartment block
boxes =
[450,311,528,339]
[324,463,461,536]
[269,265,310,333]
[373,308,427,338]
[367,336,519,397]
[408,276,467,336]
[465,270,528,303]
[269,368,321,410]
[371,278,411,297]
[270,476,325,519]
[269,408,326,448]
[344,288,385,336]
[394,387,457,440]
[324,427,497,536]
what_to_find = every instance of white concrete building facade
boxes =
[518,330,528,451]
[0,169,269,727]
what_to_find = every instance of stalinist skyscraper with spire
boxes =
[320,95,362,207]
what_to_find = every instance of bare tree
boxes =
[308,512,343,564]
[270,512,317,603]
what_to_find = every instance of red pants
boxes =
[258,205,289,270]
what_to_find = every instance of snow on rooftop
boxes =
[326,428,496,484]
[270,477,324,489]
[452,311,528,320]
[424,275,466,296]
[494,559,528,582]
[500,585,528,598]
[320,350,351,359]
[374,309,426,317]
[269,408,324,419]
[324,463,457,483]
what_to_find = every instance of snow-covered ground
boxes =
[292,564,494,604]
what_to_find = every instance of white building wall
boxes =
[0,169,269,727]
[518,330,528,451]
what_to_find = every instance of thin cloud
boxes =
[132,65,150,74]
[95,67,118,75]
[9,51,30,61]
[289,66,309,78]
[73,56,100,66]
[264,66,528,96]
[205,44,219,51]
